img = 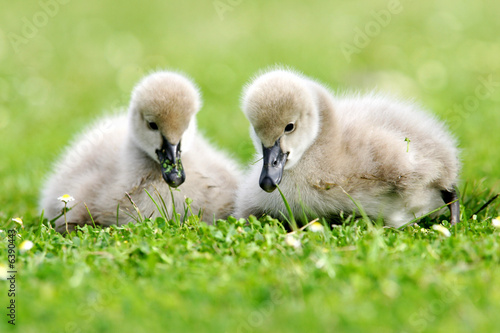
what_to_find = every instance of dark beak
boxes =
[259,138,288,193]
[156,136,186,188]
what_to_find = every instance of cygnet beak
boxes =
[156,136,186,188]
[259,138,288,193]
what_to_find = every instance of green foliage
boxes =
[1,189,500,332]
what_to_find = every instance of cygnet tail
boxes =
[441,186,460,225]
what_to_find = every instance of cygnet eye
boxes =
[148,122,159,131]
[284,122,295,134]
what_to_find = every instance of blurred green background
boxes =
[1,0,499,219]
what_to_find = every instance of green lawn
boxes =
[1,0,500,332]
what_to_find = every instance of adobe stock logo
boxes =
[213,0,244,21]
[340,0,404,63]
[444,75,498,129]
[7,0,72,54]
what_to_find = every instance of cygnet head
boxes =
[128,71,201,188]
[242,69,321,192]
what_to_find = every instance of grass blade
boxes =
[339,185,373,230]
[125,192,144,222]
[116,203,120,226]
[277,185,298,231]
[396,200,458,230]
[144,188,167,221]
[84,202,97,228]
[169,187,180,226]
[473,193,499,215]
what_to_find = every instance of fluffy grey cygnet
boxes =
[234,68,460,228]
[41,71,241,232]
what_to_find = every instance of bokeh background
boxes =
[1,1,499,221]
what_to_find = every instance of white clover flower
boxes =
[58,194,75,203]
[0,264,8,280]
[19,240,34,253]
[315,258,326,269]
[12,217,23,227]
[308,222,324,233]
[285,235,301,249]
[432,224,451,237]
[492,217,500,228]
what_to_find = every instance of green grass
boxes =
[2,198,500,332]
[1,0,500,332]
